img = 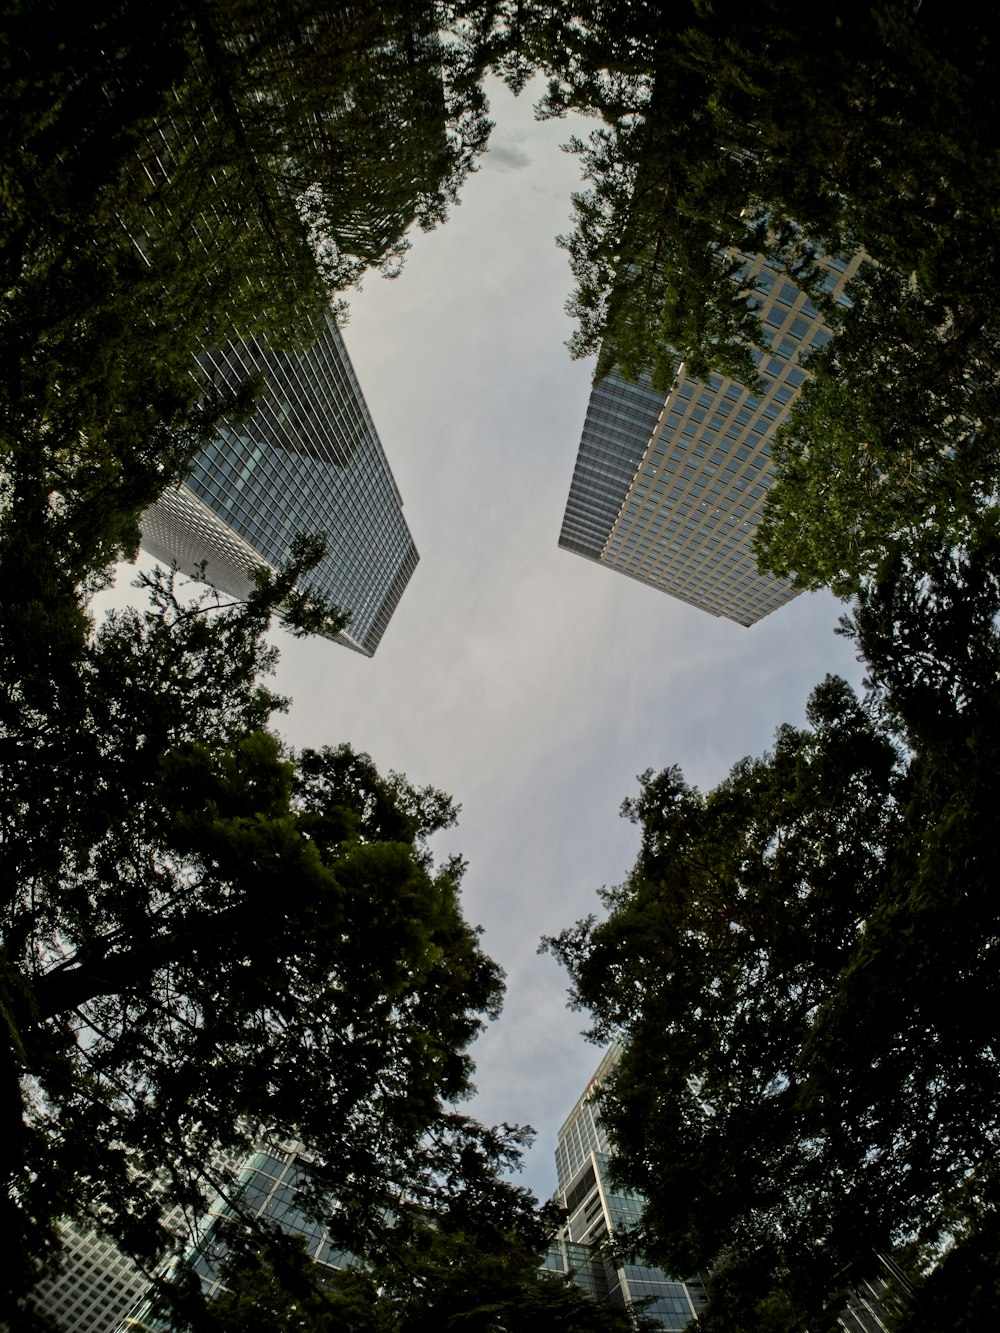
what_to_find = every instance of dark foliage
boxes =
[545,543,1000,1327]
[1,547,509,1311]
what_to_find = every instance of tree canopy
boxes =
[11,5,1000,1328]
[523,2,1000,595]
[190,1210,650,1333]
[1,0,502,611]
[1,546,515,1314]
[531,2,1000,371]
[0,6,552,1321]
[544,542,1000,1328]
[754,262,1000,597]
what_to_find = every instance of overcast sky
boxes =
[108,79,863,1202]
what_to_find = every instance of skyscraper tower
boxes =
[547,1045,905,1333]
[545,1043,707,1330]
[18,1223,154,1332]
[558,253,865,625]
[141,313,417,656]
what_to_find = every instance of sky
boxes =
[106,78,863,1203]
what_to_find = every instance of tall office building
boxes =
[17,1223,154,1333]
[545,1043,707,1330]
[141,313,417,657]
[558,253,865,625]
[546,1045,905,1333]
[18,1144,348,1332]
[117,1141,349,1331]
[17,1147,245,1333]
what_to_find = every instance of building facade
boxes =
[181,1141,348,1304]
[18,1144,347,1332]
[546,1045,907,1333]
[115,1141,348,1331]
[17,1147,246,1333]
[18,1224,154,1333]
[558,253,865,625]
[141,314,417,657]
[545,1043,707,1330]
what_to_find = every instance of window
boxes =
[778,281,799,306]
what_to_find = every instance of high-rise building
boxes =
[141,313,417,657]
[545,1043,707,1330]
[180,1141,348,1304]
[17,1223,154,1333]
[17,1148,244,1333]
[17,1143,347,1333]
[117,1141,349,1331]
[546,1045,907,1333]
[558,253,865,625]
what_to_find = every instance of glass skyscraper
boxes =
[545,1043,707,1330]
[546,1044,905,1333]
[141,314,417,657]
[115,1141,349,1331]
[18,1223,154,1332]
[558,253,865,625]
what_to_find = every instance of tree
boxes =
[520,1,783,390]
[0,0,501,619]
[1,8,532,1313]
[555,108,768,392]
[545,677,903,1322]
[544,556,1000,1332]
[520,4,1000,596]
[101,1092,651,1332]
[2,1,318,592]
[165,0,496,292]
[193,1209,652,1333]
[527,3,1000,384]
[755,263,1000,597]
[195,1243,394,1333]
[0,548,507,1311]
[887,1178,1000,1333]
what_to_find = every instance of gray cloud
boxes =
[487,140,531,172]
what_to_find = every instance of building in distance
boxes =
[558,253,866,625]
[544,1043,707,1330]
[545,1042,907,1332]
[141,315,417,656]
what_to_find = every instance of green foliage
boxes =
[0,5,535,1314]
[197,1241,394,1333]
[522,3,1000,593]
[889,1174,1000,1333]
[194,1213,649,1333]
[557,115,766,392]
[1,549,505,1309]
[546,679,901,1314]
[532,3,1000,367]
[2,3,304,592]
[355,1218,653,1333]
[755,264,1000,596]
[545,540,1000,1328]
[168,0,495,293]
[0,0,502,624]
[146,1101,647,1331]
